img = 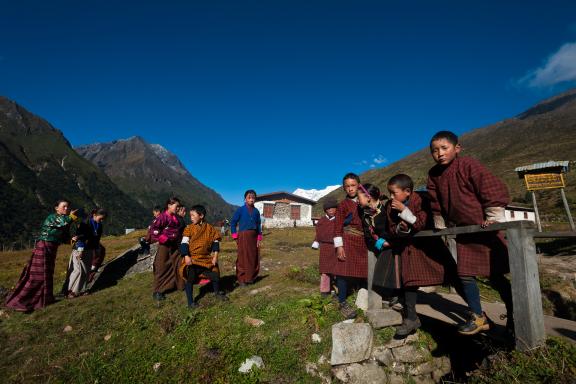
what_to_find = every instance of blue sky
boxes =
[1,1,576,205]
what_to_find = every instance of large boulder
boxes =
[365,308,403,329]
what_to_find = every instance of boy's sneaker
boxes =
[188,302,199,309]
[152,292,166,301]
[199,279,211,286]
[458,312,490,335]
[395,316,422,338]
[339,302,357,320]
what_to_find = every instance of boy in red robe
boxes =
[311,199,338,297]
[427,130,513,335]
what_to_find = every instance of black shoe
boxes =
[153,292,166,301]
[458,312,490,335]
[188,302,199,309]
[339,302,357,319]
[395,317,421,338]
[215,292,229,301]
[320,292,331,298]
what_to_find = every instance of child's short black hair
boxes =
[388,174,414,191]
[360,183,381,200]
[342,172,360,184]
[430,130,459,147]
[244,189,257,198]
[153,205,162,212]
[190,205,207,218]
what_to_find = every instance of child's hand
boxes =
[481,220,496,228]
[184,255,192,266]
[211,255,218,266]
[399,222,409,232]
[336,247,346,261]
[391,199,405,211]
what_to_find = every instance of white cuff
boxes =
[397,223,412,234]
[433,216,446,229]
[399,207,417,225]
[333,237,343,248]
[485,206,506,222]
[181,236,190,244]
[311,241,319,249]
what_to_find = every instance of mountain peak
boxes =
[517,87,576,120]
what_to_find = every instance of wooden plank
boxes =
[367,250,377,309]
[533,231,576,238]
[532,191,543,232]
[412,220,534,238]
[506,222,545,351]
[560,188,576,231]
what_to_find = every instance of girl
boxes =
[66,208,107,298]
[150,197,182,301]
[311,199,339,297]
[385,174,451,337]
[5,199,78,312]
[333,173,368,319]
[230,190,262,286]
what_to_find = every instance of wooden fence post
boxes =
[367,250,377,309]
[506,221,545,351]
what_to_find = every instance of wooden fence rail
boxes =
[368,220,557,351]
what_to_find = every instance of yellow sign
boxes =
[524,173,565,191]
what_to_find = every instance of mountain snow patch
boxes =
[293,185,340,201]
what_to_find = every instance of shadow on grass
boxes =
[89,245,143,293]
[554,327,576,342]
[537,237,576,256]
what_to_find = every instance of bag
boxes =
[372,249,401,289]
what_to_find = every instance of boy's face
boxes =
[325,207,337,217]
[189,210,204,224]
[343,178,359,198]
[430,138,461,165]
[245,193,256,206]
[153,210,161,218]
[55,201,70,215]
[388,184,411,203]
[167,202,180,214]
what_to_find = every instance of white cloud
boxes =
[373,155,387,164]
[520,42,576,87]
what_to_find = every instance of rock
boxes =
[318,355,329,365]
[343,319,355,324]
[312,333,322,343]
[409,361,436,376]
[305,362,318,375]
[249,285,272,295]
[244,316,265,327]
[331,322,373,365]
[418,286,437,293]
[153,362,161,372]
[0,309,10,319]
[411,374,435,384]
[392,344,430,364]
[355,288,382,311]
[390,361,407,374]
[388,374,405,384]
[365,309,402,329]
[382,332,419,349]
[433,356,451,377]
[371,346,394,366]
[104,334,112,341]
[239,356,264,373]
[63,325,73,333]
[333,362,387,384]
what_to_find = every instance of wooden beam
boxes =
[506,221,545,351]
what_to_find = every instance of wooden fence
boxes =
[368,220,576,351]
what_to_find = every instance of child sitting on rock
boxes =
[179,205,228,308]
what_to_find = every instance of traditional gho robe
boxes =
[427,156,510,277]
[230,205,262,284]
[333,198,368,279]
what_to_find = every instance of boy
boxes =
[311,199,338,297]
[230,190,262,286]
[427,131,512,335]
[179,205,228,308]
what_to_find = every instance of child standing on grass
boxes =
[311,199,338,297]
[427,130,513,335]
[178,205,228,308]
[150,197,182,301]
[384,175,453,337]
[6,199,78,312]
[230,190,262,286]
[333,173,368,319]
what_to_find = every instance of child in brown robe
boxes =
[311,199,338,297]
[427,130,512,335]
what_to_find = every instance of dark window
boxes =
[263,203,274,218]
[291,205,301,220]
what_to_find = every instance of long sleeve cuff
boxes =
[232,233,238,239]
[485,206,506,222]
[433,215,446,229]
[333,236,343,248]
[399,207,417,225]
[257,234,263,241]
[311,241,319,249]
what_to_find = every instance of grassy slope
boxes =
[1,229,575,383]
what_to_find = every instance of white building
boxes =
[255,192,316,228]
[505,205,536,223]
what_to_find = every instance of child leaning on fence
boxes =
[427,130,513,336]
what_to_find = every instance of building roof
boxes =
[514,161,570,174]
[255,191,317,205]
